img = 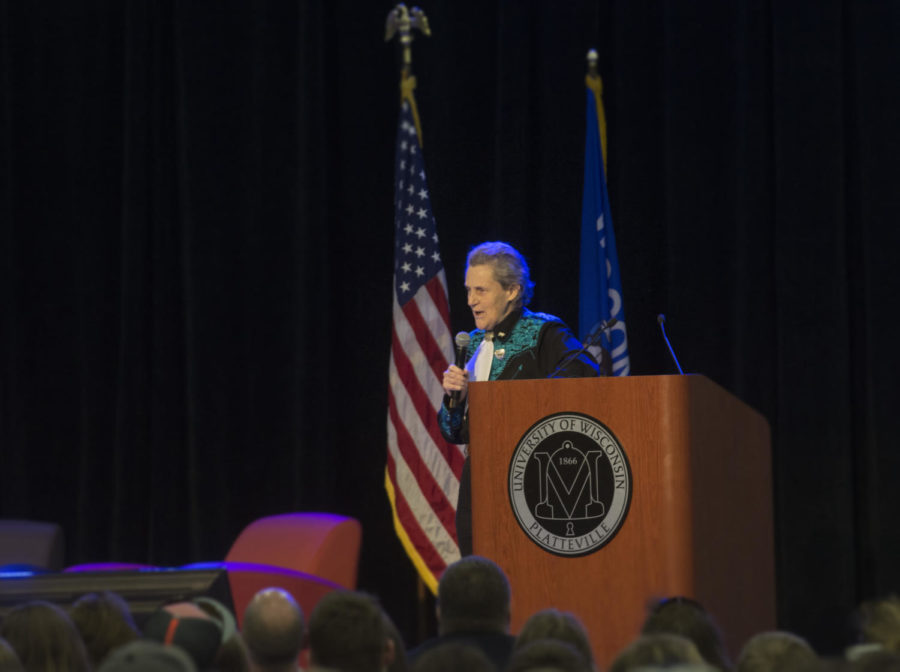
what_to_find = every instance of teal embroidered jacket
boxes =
[437,308,599,444]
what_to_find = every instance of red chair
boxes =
[60,512,362,629]
[224,513,362,590]
[212,512,362,626]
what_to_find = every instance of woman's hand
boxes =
[442,365,470,402]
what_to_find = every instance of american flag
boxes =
[385,93,464,592]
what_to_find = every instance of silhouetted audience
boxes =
[507,639,592,672]
[0,636,25,672]
[609,633,708,672]
[70,590,141,669]
[308,590,393,672]
[514,608,596,671]
[381,611,409,672]
[98,639,198,672]
[801,658,851,672]
[852,651,900,672]
[0,600,91,672]
[408,556,515,671]
[852,596,900,657]
[242,588,305,672]
[736,631,816,672]
[143,601,225,671]
[10,581,900,672]
[411,642,494,672]
[194,597,249,672]
[641,597,731,671]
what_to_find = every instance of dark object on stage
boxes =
[0,519,65,571]
[0,569,233,628]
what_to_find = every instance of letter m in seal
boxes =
[533,440,606,521]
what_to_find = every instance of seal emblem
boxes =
[508,412,632,556]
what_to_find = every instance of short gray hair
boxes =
[466,241,534,309]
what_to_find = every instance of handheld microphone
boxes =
[449,331,471,408]
[657,314,684,374]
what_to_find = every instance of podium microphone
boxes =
[448,331,471,408]
[548,318,617,378]
[657,314,684,375]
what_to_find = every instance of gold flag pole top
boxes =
[385,3,431,142]
[587,48,600,78]
[585,48,608,171]
[385,3,431,79]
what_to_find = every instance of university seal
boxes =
[508,412,632,556]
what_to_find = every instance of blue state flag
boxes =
[579,74,630,376]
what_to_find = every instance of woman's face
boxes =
[465,264,520,331]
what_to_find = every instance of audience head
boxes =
[804,659,852,672]
[641,597,730,671]
[736,631,816,672]
[852,651,900,672]
[70,590,140,668]
[308,590,392,672]
[381,611,409,672]
[812,653,900,672]
[437,555,511,635]
[98,640,198,672]
[242,588,305,672]
[610,633,706,672]
[142,601,224,670]
[507,639,592,672]
[515,609,595,670]
[193,597,248,672]
[856,596,900,654]
[0,637,24,672]
[411,642,494,672]
[0,600,91,672]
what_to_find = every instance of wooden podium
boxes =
[468,375,774,668]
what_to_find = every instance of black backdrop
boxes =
[2,0,899,656]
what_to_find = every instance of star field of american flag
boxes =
[394,103,443,303]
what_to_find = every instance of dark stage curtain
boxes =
[2,0,899,654]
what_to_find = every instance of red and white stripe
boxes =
[386,271,465,590]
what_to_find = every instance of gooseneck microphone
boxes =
[657,314,684,375]
[448,331,471,408]
[547,318,618,378]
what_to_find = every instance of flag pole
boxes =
[580,47,631,375]
[585,49,608,171]
[384,2,446,639]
